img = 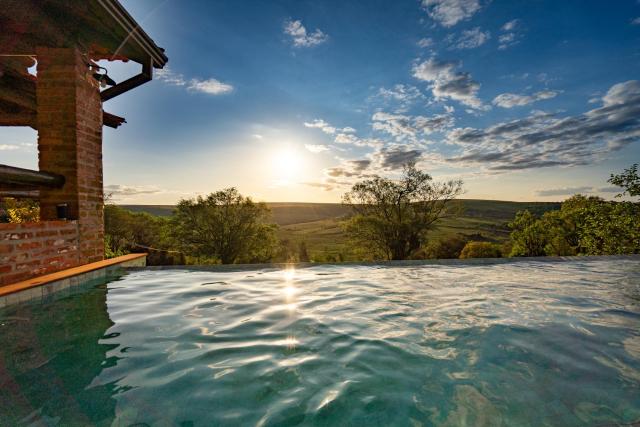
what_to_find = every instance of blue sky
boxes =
[2,0,640,203]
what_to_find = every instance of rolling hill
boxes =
[121,199,561,261]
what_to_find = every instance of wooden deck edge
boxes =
[0,253,147,299]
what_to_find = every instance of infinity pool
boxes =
[1,257,639,426]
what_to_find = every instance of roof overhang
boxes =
[0,0,167,68]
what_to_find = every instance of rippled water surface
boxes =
[1,258,640,426]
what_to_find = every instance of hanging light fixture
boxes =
[88,63,117,87]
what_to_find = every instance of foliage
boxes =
[171,188,278,264]
[508,192,640,257]
[459,241,502,259]
[343,163,463,260]
[0,198,39,223]
[507,210,548,257]
[414,234,469,259]
[104,204,180,263]
[609,163,639,198]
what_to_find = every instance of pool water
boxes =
[1,258,639,426]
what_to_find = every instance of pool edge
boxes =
[126,254,640,273]
[0,253,147,308]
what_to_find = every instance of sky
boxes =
[2,0,640,203]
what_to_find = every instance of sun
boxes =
[272,148,304,181]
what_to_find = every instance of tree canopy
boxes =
[171,188,278,264]
[342,163,463,260]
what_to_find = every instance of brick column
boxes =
[36,47,104,263]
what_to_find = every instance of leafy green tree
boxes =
[171,188,278,264]
[343,163,463,260]
[609,164,639,198]
[459,241,502,259]
[104,204,177,262]
[577,200,640,255]
[508,210,548,257]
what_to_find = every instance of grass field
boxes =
[121,199,561,261]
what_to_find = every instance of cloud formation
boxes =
[498,19,522,50]
[305,144,329,153]
[535,186,622,196]
[156,68,233,95]
[376,84,425,111]
[104,184,163,198]
[372,148,423,170]
[284,20,328,47]
[492,90,560,108]
[417,37,434,48]
[422,0,481,27]
[445,80,640,171]
[372,111,454,140]
[304,119,336,134]
[413,57,486,109]
[447,27,490,49]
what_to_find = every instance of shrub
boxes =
[459,241,502,259]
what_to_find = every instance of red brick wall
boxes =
[36,47,104,264]
[36,47,104,263]
[0,221,80,286]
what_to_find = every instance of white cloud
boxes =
[417,37,434,48]
[492,90,560,108]
[155,67,186,86]
[447,27,490,49]
[104,184,163,200]
[156,67,233,95]
[252,134,263,140]
[535,186,593,196]
[412,57,487,109]
[421,0,481,27]
[0,144,20,151]
[188,78,233,95]
[498,19,522,50]
[535,186,623,197]
[372,111,454,140]
[631,17,640,25]
[304,119,336,134]
[501,19,519,31]
[445,80,640,171]
[375,84,425,111]
[305,144,330,153]
[284,19,328,47]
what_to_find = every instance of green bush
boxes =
[459,242,502,259]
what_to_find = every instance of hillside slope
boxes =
[121,199,560,225]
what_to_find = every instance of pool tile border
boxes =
[0,253,146,307]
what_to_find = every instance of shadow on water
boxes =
[0,278,120,426]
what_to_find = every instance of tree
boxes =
[609,164,640,198]
[342,163,463,260]
[508,210,548,257]
[171,188,278,264]
[459,241,502,259]
[0,198,39,223]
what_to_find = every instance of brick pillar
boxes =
[36,47,104,263]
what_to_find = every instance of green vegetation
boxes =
[0,198,39,223]
[459,242,502,259]
[104,164,638,264]
[342,163,464,260]
[508,165,639,257]
[171,188,278,264]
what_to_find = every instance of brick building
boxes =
[0,0,167,285]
